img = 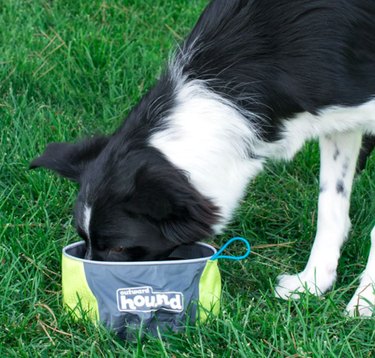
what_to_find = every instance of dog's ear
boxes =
[123,166,220,244]
[29,136,109,182]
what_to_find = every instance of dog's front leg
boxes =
[275,131,362,299]
[346,227,375,317]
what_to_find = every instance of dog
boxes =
[30,0,375,316]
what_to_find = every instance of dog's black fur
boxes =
[30,0,375,261]
[181,0,375,141]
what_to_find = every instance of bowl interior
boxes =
[64,241,215,263]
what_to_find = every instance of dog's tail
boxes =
[357,135,375,172]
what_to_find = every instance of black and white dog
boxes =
[31,0,375,316]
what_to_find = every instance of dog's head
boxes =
[30,135,219,261]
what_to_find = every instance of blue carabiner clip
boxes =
[211,237,251,261]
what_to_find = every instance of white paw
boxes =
[346,282,375,317]
[275,269,336,299]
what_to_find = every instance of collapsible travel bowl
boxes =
[62,237,250,339]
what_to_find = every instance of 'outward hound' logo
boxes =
[117,286,184,313]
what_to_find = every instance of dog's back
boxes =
[177,0,375,140]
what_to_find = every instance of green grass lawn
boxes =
[1,0,374,356]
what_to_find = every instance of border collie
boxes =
[30,0,375,316]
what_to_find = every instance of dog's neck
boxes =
[150,80,265,231]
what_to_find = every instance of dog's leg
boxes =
[275,131,362,299]
[346,227,375,317]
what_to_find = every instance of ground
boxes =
[0,0,374,356]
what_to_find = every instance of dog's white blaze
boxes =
[83,205,92,239]
[150,80,264,231]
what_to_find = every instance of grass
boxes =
[0,0,374,356]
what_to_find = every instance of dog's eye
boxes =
[111,247,126,253]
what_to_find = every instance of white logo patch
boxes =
[117,286,184,313]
